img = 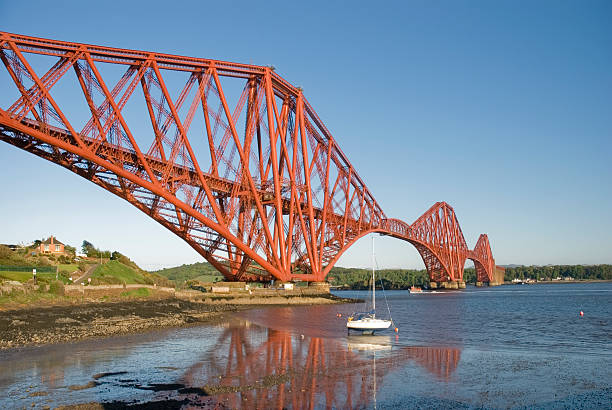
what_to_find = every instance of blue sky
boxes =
[1,0,610,270]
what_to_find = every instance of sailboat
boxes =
[347,236,393,334]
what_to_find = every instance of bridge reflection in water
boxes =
[180,323,461,409]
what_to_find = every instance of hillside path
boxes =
[71,264,99,285]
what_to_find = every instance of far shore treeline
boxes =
[327,265,612,289]
[149,264,612,289]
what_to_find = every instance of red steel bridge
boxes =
[0,32,500,286]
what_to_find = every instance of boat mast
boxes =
[372,235,375,315]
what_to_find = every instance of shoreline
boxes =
[504,279,612,285]
[331,279,612,290]
[0,293,353,351]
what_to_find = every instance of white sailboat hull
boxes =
[345,236,394,334]
[347,318,392,331]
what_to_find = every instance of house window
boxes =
[55,245,61,252]
[44,244,49,251]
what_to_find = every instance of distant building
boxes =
[0,243,22,251]
[39,236,66,255]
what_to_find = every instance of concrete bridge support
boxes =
[429,281,466,289]
[308,281,330,293]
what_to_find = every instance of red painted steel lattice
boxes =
[0,32,497,283]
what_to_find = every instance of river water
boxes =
[1,283,610,408]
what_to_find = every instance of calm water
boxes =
[1,283,610,408]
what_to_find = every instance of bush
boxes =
[0,245,12,260]
[49,280,65,296]
[35,256,53,266]
[58,255,73,264]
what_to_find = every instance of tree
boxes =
[64,244,76,256]
[81,240,98,257]
[82,240,94,253]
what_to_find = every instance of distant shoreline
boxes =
[504,279,612,285]
[330,279,612,291]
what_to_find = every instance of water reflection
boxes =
[178,323,461,409]
[0,316,462,408]
[346,335,393,351]
[0,335,143,389]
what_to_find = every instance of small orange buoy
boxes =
[579,311,584,317]
[394,327,399,333]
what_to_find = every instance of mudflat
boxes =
[0,294,347,350]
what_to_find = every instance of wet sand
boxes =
[0,294,348,350]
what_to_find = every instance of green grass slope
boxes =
[91,260,172,286]
[151,262,223,284]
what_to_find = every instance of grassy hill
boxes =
[152,262,223,284]
[91,260,173,286]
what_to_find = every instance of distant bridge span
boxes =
[0,32,499,285]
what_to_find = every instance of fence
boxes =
[0,265,55,273]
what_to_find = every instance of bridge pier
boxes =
[430,281,467,290]
[436,281,457,289]
[475,281,504,287]
[308,281,330,293]
[430,281,466,289]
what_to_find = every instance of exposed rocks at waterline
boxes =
[0,292,349,350]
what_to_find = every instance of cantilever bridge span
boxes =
[0,32,499,286]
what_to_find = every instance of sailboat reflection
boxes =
[179,323,462,408]
[346,335,392,351]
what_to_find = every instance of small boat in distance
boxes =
[347,237,392,335]
[409,286,423,293]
